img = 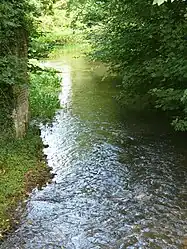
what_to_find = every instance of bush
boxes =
[85,0,187,131]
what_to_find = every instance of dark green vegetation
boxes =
[0,129,52,238]
[0,0,62,237]
[0,69,60,238]
[29,1,83,60]
[68,0,187,131]
[30,70,61,120]
[0,0,187,239]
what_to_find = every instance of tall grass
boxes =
[29,70,61,120]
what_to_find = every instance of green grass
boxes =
[30,70,61,120]
[0,69,61,238]
[0,129,52,238]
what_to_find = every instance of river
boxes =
[1,49,187,248]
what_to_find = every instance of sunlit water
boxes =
[1,51,187,249]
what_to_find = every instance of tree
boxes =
[0,0,55,137]
[79,0,187,131]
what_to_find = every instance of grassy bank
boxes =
[0,70,60,239]
[0,129,52,238]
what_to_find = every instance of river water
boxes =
[1,50,187,248]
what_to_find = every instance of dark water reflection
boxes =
[1,51,187,249]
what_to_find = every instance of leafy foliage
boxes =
[28,0,83,60]
[0,56,27,85]
[67,0,105,28]
[0,0,57,86]
[72,0,187,131]
[30,70,60,119]
[0,0,62,236]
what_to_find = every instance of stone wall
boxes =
[12,85,29,138]
[12,29,29,138]
[0,85,13,131]
[0,28,29,138]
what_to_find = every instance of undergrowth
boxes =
[0,68,61,239]
[30,70,61,120]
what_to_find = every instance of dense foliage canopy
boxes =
[1,0,187,131]
[68,0,187,131]
[0,0,55,86]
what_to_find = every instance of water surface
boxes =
[1,50,187,249]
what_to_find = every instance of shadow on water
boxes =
[1,48,187,249]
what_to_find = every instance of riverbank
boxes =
[0,50,186,248]
[0,69,61,239]
[0,129,53,239]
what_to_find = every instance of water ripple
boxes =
[1,55,187,249]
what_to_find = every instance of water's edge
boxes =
[1,52,187,249]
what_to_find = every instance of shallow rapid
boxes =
[1,51,187,249]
